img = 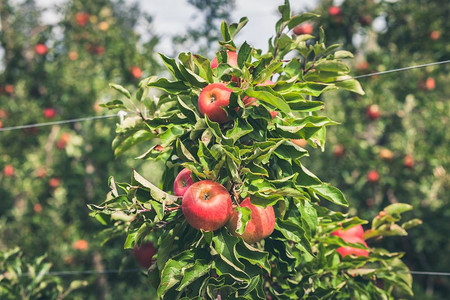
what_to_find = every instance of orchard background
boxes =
[0,0,448,299]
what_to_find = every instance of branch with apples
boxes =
[89,1,420,298]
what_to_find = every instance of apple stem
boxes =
[166,206,181,212]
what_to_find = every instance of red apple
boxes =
[173,168,194,196]
[36,168,47,178]
[367,170,379,183]
[72,239,89,251]
[43,108,56,119]
[33,203,43,213]
[356,61,369,71]
[210,51,238,69]
[49,177,60,188]
[131,66,142,79]
[293,23,313,35]
[404,154,414,168]
[430,30,441,40]
[198,83,232,124]
[333,144,345,158]
[0,109,7,118]
[329,6,341,16]
[94,46,105,55]
[4,165,14,177]
[227,197,275,244]
[425,77,435,90]
[182,180,232,231]
[210,51,239,83]
[133,241,157,269]
[0,120,2,129]
[75,12,90,26]
[4,84,14,94]
[366,104,380,120]
[35,44,48,55]
[332,226,369,258]
[56,133,71,149]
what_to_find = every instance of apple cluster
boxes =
[173,168,275,244]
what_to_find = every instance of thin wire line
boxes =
[334,60,450,82]
[19,268,142,277]
[0,60,448,133]
[0,114,119,132]
[14,268,450,278]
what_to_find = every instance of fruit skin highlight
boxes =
[198,83,232,124]
[182,180,232,232]
[227,197,275,244]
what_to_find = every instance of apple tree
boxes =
[90,1,419,299]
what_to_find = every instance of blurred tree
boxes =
[0,0,161,298]
[298,0,450,298]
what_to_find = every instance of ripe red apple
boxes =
[331,225,369,258]
[75,12,90,26]
[425,77,435,90]
[227,197,275,244]
[329,6,341,16]
[333,144,345,158]
[366,104,380,120]
[210,51,238,69]
[210,51,239,82]
[291,139,307,147]
[0,120,2,129]
[35,44,48,55]
[356,61,369,71]
[293,23,313,35]
[4,84,14,94]
[430,30,441,40]
[173,168,194,196]
[49,177,60,188]
[4,165,14,177]
[43,108,56,119]
[72,239,89,251]
[198,83,232,124]
[56,133,71,149]
[133,241,157,269]
[367,170,379,183]
[404,154,414,168]
[36,168,47,178]
[0,109,7,118]
[94,46,105,55]
[182,180,232,231]
[33,203,43,213]
[131,66,142,79]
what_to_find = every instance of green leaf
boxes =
[226,118,254,143]
[308,184,348,206]
[334,78,365,95]
[229,17,249,39]
[99,99,126,110]
[220,21,232,42]
[133,170,178,204]
[235,242,271,274]
[109,83,131,99]
[245,88,290,113]
[237,42,252,69]
[233,206,252,235]
[384,203,413,216]
[112,129,155,157]
[159,53,185,81]
[278,0,291,21]
[287,13,320,29]
[158,250,194,298]
[147,78,189,94]
[177,259,211,292]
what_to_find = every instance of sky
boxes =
[32,0,318,53]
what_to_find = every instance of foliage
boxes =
[303,0,449,298]
[90,1,419,298]
[0,247,87,299]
